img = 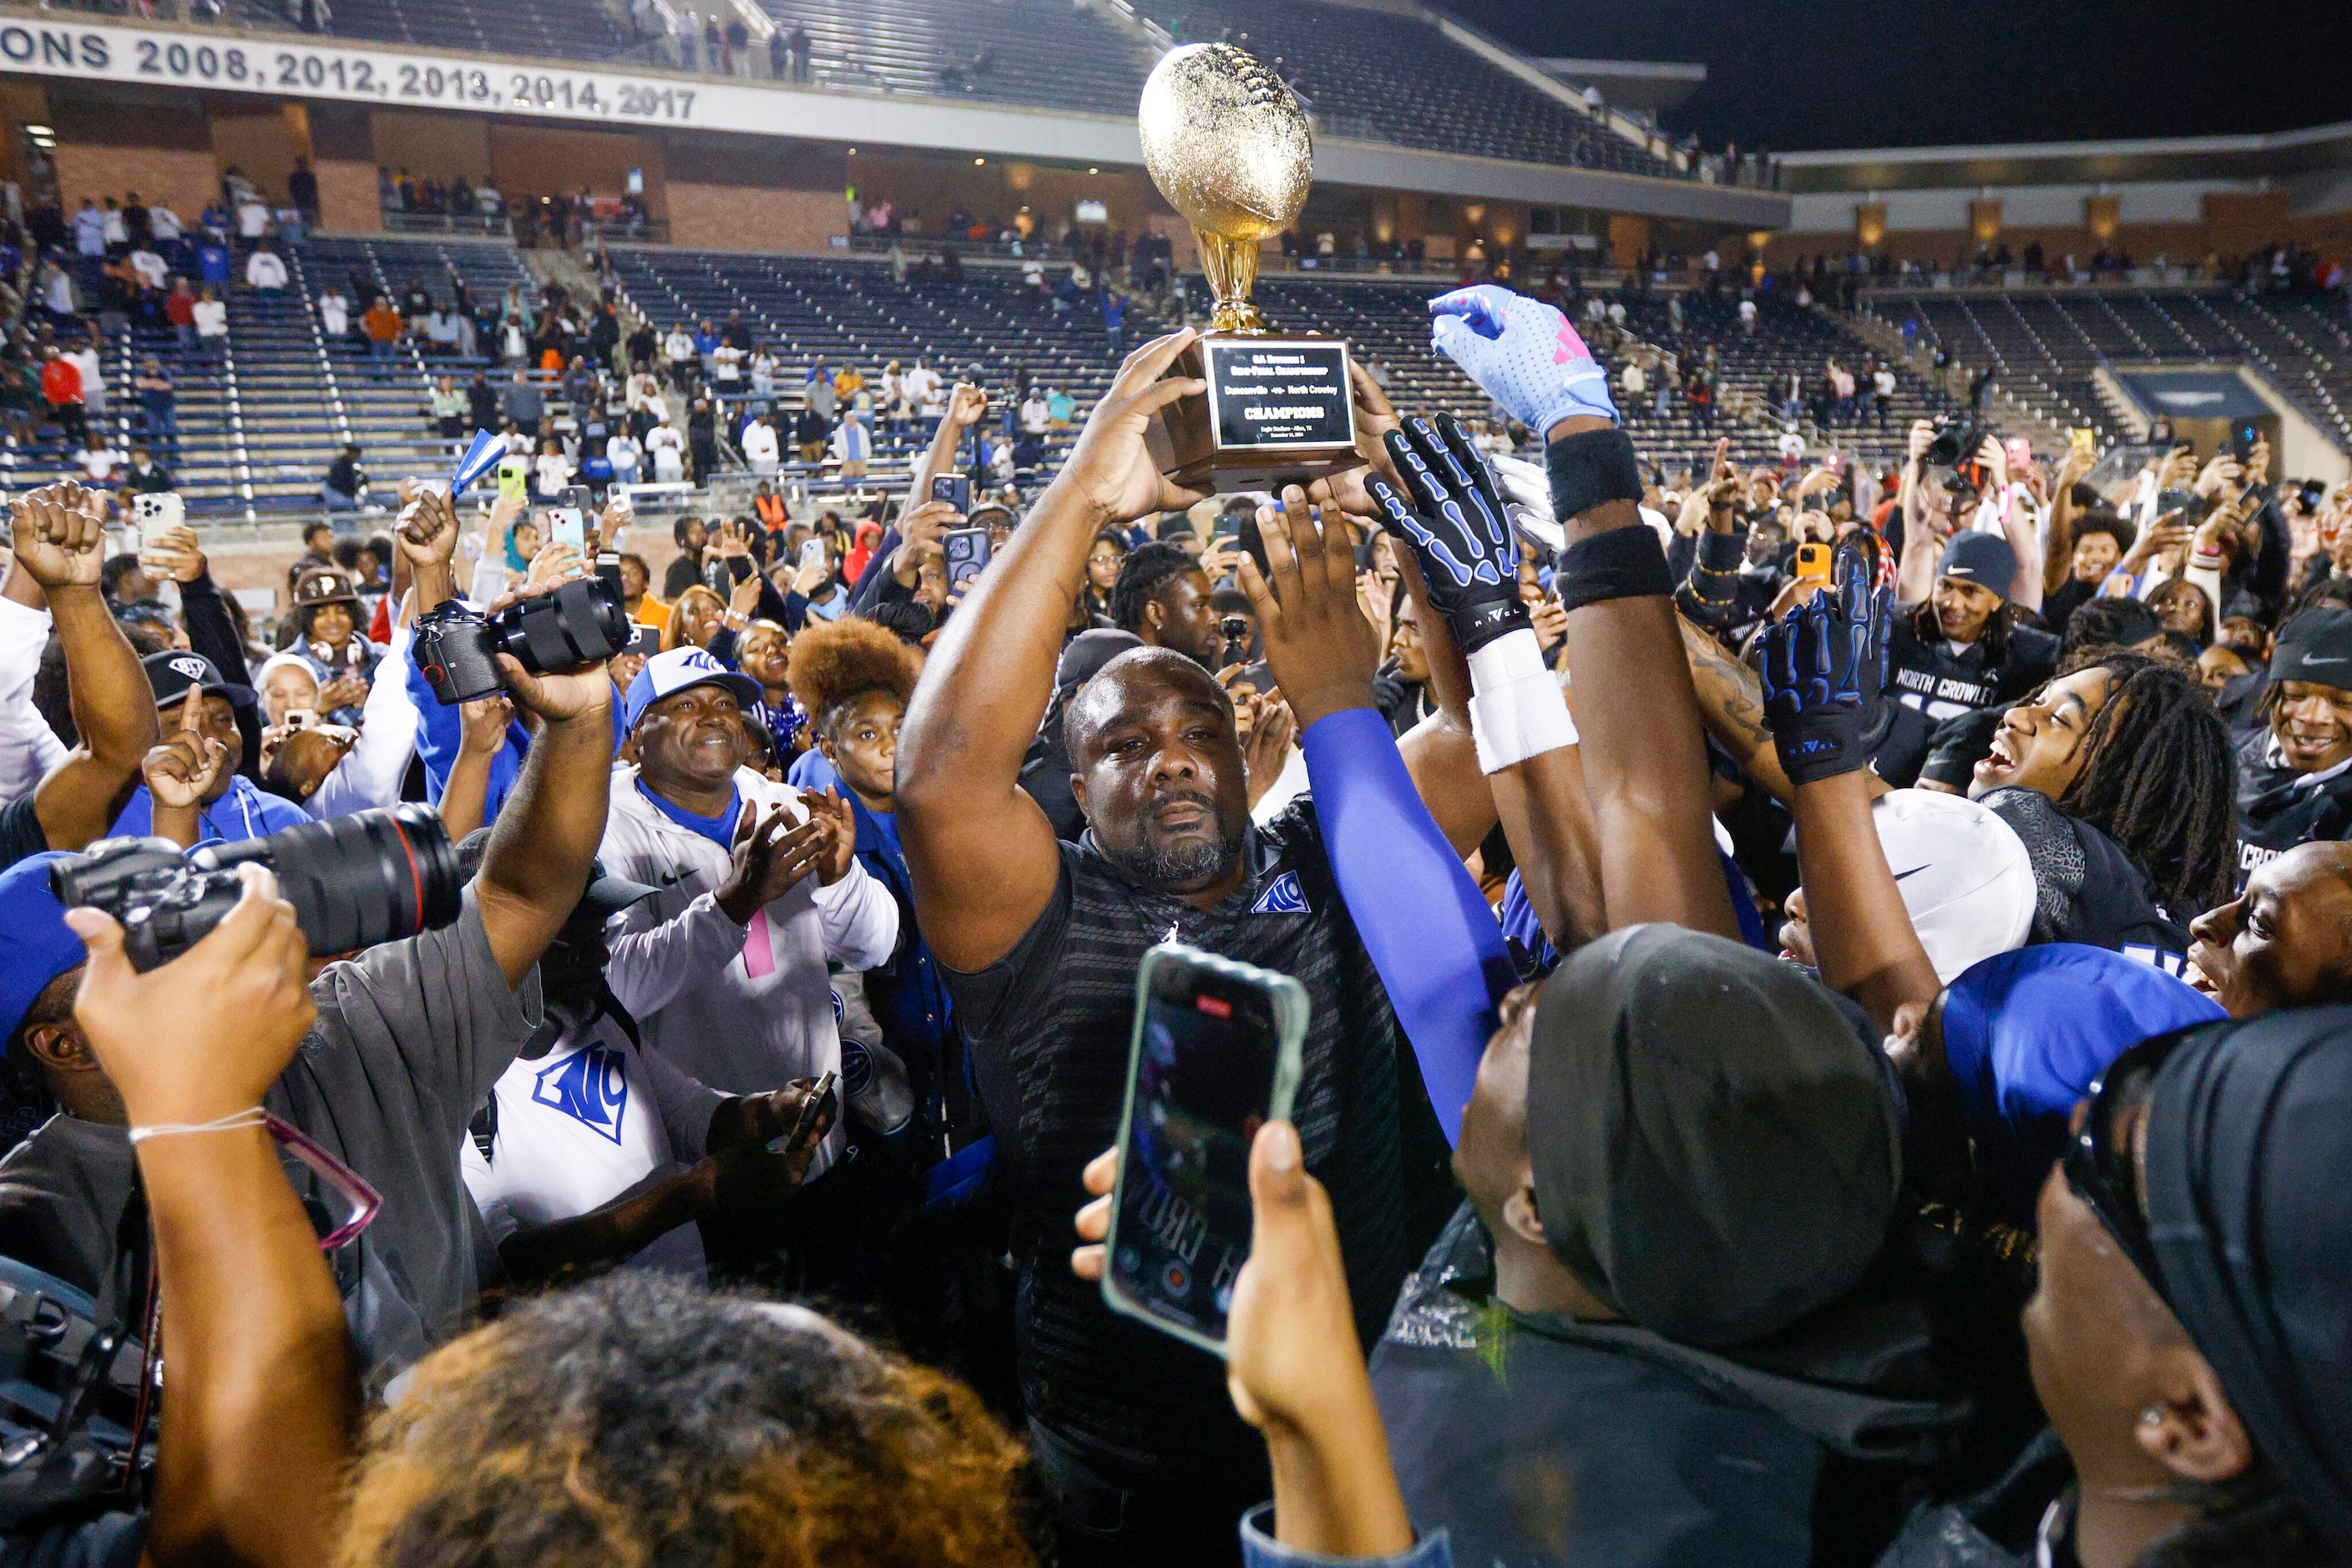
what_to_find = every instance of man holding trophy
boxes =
[895,41,1476,1567]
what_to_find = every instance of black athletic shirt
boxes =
[0,793,47,874]
[1874,616,2059,786]
[942,799,1455,1483]
[2233,728,2352,889]
[1979,787,2193,972]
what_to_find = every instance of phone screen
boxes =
[943,526,990,593]
[1107,954,1286,1348]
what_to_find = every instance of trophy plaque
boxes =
[1137,43,1358,493]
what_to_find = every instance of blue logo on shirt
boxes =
[531,1046,630,1145]
[1252,871,1308,916]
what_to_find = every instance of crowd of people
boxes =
[0,266,2349,1568]
[0,170,322,478]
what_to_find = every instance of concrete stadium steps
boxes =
[1865,286,2352,453]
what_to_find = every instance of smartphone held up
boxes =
[1101,942,1308,1357]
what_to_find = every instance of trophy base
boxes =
[1146,334,1358,495]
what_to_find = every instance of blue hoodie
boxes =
[109,773,311,843]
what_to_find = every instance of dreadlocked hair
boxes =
[1909,597,2018,668]
[1109,543,1200,635]
[787,614,920,736]
[2054,650,2238,917]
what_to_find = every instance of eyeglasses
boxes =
[263,1110,383,1251]
[2060,1025,2203,1297]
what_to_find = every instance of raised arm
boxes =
[1758,554,1939,1031]
[401,486,614,985]
[2043,442,2092,599]
[1431,285,1736,938]
[63,866,352,1568]
[897,330,1206,971]
[1367,414,1606,956]
[8,482,159,850]
[147,523,266,785]
[1242,486,1514,1146]
[1328,367,1498,862]
[904,381,986,502]
[1895,420,1940,607]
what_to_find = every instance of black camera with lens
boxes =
[49,806,463,972]
[1923,369,1998,479]
[412,575,631,706]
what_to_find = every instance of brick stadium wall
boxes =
[665,183,840,250]
[209,107,299,204]
[51,144,220,225]
[47,96,219,218]
[313,159,382,232]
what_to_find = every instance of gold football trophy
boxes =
[1137,43,1358,492]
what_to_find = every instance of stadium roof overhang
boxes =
[1778,122,2352,194]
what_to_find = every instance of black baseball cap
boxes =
[142,650,255,711]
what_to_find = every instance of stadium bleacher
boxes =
[1866,286,2352,451]
[755,0,1156,118]
[277,0,635,65]
[265,0,1684,180]
[1141,0,1677,176]
[3,236,535,517]
[8,235,1975,518]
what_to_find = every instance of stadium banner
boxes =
[0,19,715,124]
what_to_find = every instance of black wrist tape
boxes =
[1697,527,1748,574]
[1545,427,1644,523]
[1556,523,1673,613]
[1449,596,1530,655]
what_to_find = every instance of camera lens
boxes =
[199,805,463,958]
[488,576,631,676]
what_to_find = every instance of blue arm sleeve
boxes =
[1302,706,1515,1147]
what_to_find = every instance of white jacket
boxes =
[308,624,421,820]
[598,765,898,1160]
[0,597,66,798]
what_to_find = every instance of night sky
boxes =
[1446,0,2352,153]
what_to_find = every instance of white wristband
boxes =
[1464,629,1579,775]
[127,1107,268,1146]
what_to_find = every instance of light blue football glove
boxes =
[1428,285,1619,434]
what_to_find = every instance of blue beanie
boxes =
[0,852,86,1044]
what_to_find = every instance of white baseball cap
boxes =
[622,646,762,732]
[1873,789,2036,984]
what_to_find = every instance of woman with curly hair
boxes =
[335,1274,1036,1568]
[782,618,962,1185]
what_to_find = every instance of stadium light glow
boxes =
[974,157,985,164]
